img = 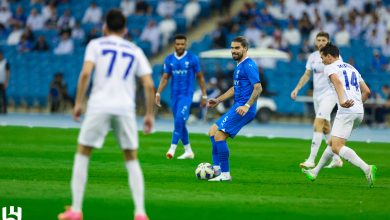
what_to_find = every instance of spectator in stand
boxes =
[33,35,50,51]
[0,6,12,30]
[17,33,33,53]
[323,13,337,37]
[42,1,56,21]
[298,12,314,41]
[57,9,75,31]
[135,0,151,15]
[381,34,390,57]
[334,20,350,46]
[6,23,23,45]
[219,0,232,15]
[298,39,313,61]
[9,5,26,27]
[26,8,45,31]
[183,0,200,28]
[286,0,307,20]
[157,0,176,18]
[120,0,136,17]
[140,20,160,55]
[365,28,382,48]
[0,51,10,114]
[211,21,226,49]
[255,7,274,28]
[72,22,85,41]
[82,2,102,25]
[371,49,388,72]
[158,15,176,47]
[45,7,58,29]
[49,72,73,113]
[347,13,362,40]
[84,27,100,45]
[54,30,74,55]
[265,0,286,20]
[243,23,261,47]
[283,22,301,46]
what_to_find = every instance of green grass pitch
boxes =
[0,126,389,219]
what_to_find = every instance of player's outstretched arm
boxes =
[236,83,262,116]
[196,72,207,107]
[359,81,371,103]
[155,73,170,107]
[73,61,94,121]
[208,86,234,108]
[141,74,155,134]
[291,69,311,100]
[329,74,354,108]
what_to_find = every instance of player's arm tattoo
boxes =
[217,86,234,102]
[245,83,263,106]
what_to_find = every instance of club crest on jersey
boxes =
[185,61,189,68]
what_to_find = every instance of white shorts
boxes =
[313,96,337,121]
[331,113,363,139]
[78,113,138,150]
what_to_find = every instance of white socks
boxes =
[308,132,323,163]
[184,144,193,153]
[339,146,370,174]
[126,160,146,216]
[312,146,333,176]
[71,153,90,212]
[169,144,177,152]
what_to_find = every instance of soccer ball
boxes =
[195,162,214,180]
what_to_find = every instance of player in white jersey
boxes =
[58,9,154,220]
[291,32,342,169]
[302,43,376,187]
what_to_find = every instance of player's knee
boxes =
[214,131,228,141]
[313,118,325,131]
[77,145,93,156]
[208,124,217,136]
[124,149,137,161]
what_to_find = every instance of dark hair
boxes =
[105,9,126,32]
[232,36,249,49]
[174,34,187,41]
[320,42,339,57]
[316,31,330,40]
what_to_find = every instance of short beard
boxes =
[232,53,242,61]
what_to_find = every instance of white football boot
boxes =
[177,151,194,159]
[299,160,315,169]
[324,158,343,168]
[208,173,232,182]
[166,148,175,159]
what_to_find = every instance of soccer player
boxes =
[58,9,154,220]
[302,43,376,187]
[207,36,262,181]
[155,34,207,160]
[291,32,343,169]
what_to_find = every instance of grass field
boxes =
[0,126,389,220]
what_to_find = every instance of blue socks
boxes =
[215,140,230,172]
[210,136,219,166]
[182,125,189,145]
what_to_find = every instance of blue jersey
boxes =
[163,51,201,98]
[233,57,260,111]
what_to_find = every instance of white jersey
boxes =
[324,59,364,114]
[84,35,152,116]
[306,51,342,100]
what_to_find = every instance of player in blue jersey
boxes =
[155,34,207,159]
[207,36,263,181]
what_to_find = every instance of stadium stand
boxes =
[1,0,390,122]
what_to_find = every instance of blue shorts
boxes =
[215,103,256,138]
[172,96,192,121]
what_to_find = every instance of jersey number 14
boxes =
[342,70,359,91]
